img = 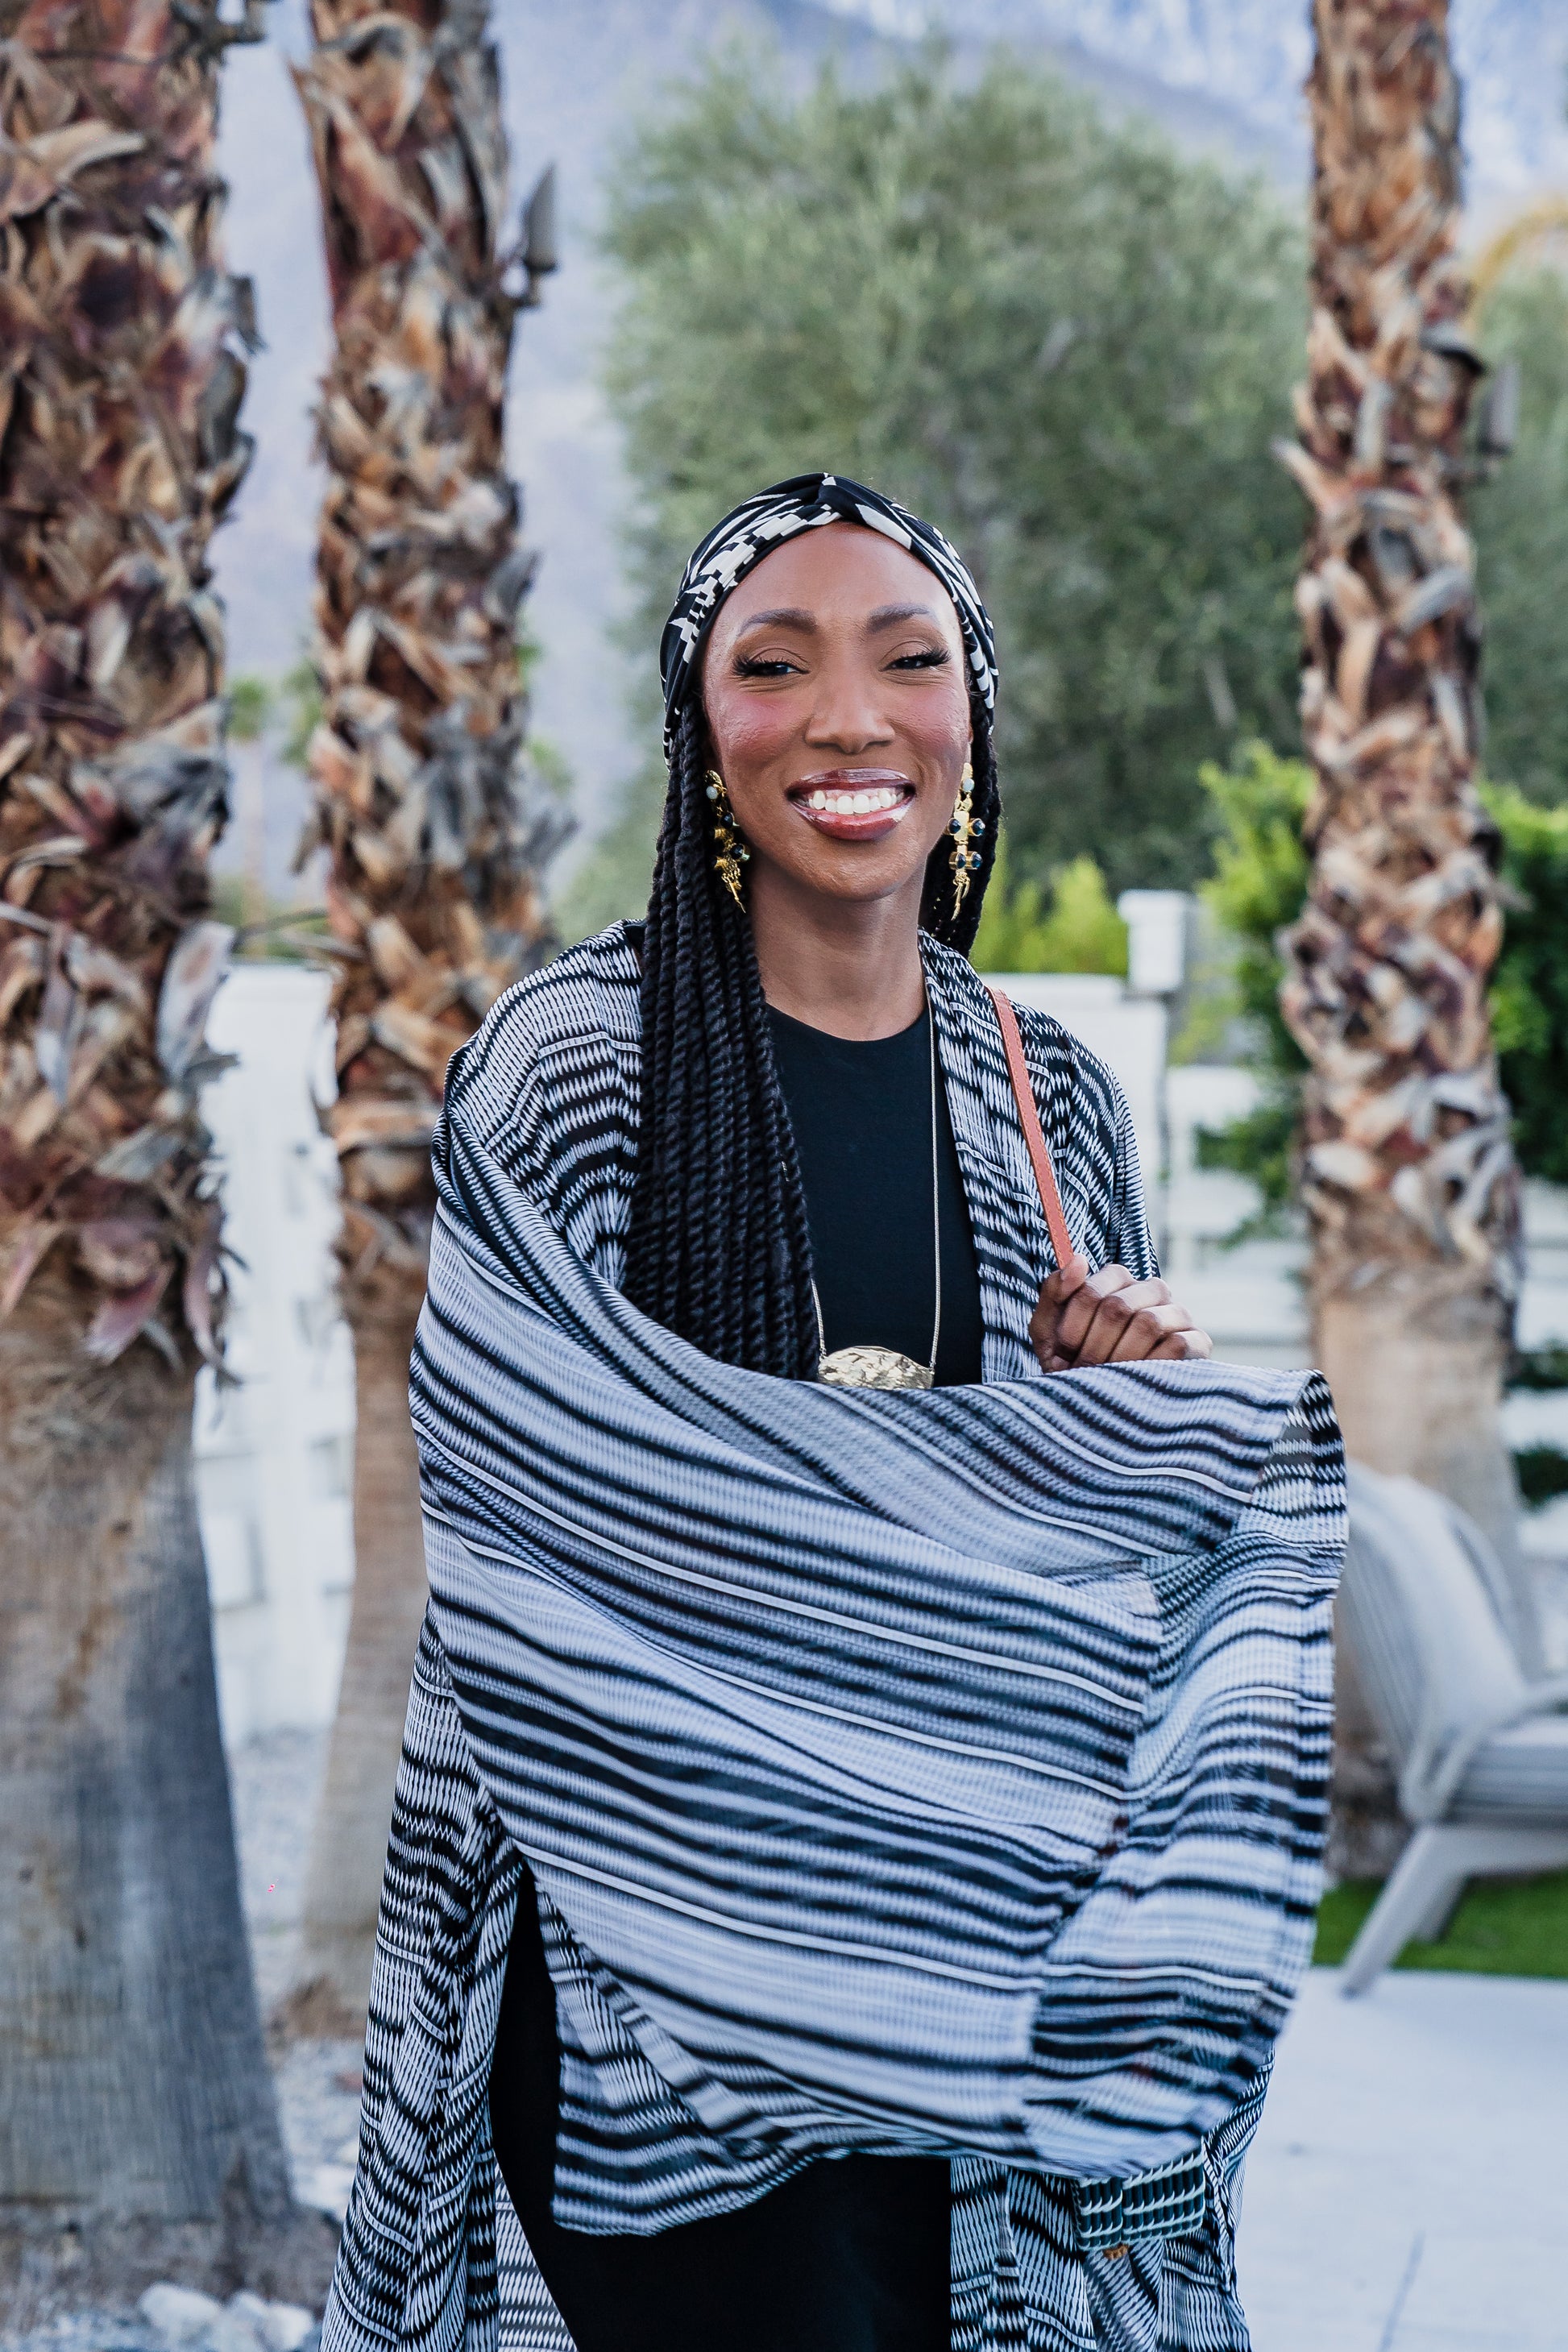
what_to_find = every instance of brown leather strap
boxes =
[984,984,1076,1271]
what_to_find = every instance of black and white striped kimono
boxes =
[321,925,1343,2352]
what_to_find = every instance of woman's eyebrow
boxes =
[733,607,818,635]
[865,603,941,633]
[731,602,944,638]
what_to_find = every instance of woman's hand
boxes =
[1029,1255,1213,1374]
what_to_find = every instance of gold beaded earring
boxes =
[705,769,749,906]
[948,759,984,920]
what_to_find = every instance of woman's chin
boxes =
[757,844,935,906]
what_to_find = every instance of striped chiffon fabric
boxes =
[321,930,1344,2352]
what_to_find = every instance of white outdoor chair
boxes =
[1336,1461,1568,1995]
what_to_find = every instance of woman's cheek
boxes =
[707,693,801,775]
[902,693,971,771]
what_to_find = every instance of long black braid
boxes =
[623,696,1002,1378]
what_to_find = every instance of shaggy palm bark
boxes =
[1281,2,1533,1856]
[290,0,561,2030]
[0,0,327,2293]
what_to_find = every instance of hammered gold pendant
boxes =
[817,1344,934,1392]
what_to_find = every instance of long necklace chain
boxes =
[814,1008,941,1391]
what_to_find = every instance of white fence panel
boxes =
[982,973,1168,1214]
[195,966,354,1744]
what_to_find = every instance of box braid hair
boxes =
[624,475,1002,1379]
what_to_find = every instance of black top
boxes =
[489,999,976,2349]
[768,1004,984,1388]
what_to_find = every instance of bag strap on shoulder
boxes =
[983,984,1076,1270]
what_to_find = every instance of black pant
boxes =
[489,1871,951,2352]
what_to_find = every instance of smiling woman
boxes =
[624,476,1210,1393]
[319,476,1345,2352]
[705,539,973,979]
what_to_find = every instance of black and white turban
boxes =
[659,471,998,754]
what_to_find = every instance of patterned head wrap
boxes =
[659,471,998,753]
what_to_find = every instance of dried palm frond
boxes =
[1280,0,1520,1313]
[293,0,566,1284]
[0,0,264,1364]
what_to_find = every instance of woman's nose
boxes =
[803,679,894,753]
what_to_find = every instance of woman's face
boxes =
[701,525,972,916]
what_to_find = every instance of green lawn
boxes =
[1313,1869,1568,1979]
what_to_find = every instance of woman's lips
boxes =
[787,772,915,843]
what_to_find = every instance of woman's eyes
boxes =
[732,655,803,678]
[732,645,951,678]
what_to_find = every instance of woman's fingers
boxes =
[1028,1255,1088,1371]
[1036,1255,1089,1311]
[1058,1269,1172,1366]
[1031,1261,1214,1371]
[1108,1300,1199,1362]
[1151,1326,1213,1362]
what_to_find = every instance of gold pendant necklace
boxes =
[815,1009,941,1392]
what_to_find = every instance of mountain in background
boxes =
[828,0,1568,209]
[212,1,1568,894]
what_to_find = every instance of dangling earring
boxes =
[705,769,749,907]
[948,758,984,920]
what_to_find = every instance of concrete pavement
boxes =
[1240,1968,1567,2352]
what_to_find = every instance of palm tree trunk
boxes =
[1283,2,1533,1863]
[288,0,562,2031]
[0,1285,305,2283]
[0,0,330,2292]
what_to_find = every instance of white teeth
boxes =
[803,785,910,816]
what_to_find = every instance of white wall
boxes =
[195,966,355,1746]
[1165,1061,1568,1570]
[1164,1064,1309,1368]
[984,974,1168,1225]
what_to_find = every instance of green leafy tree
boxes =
[228,672,274,744]
[1485,786,1568,1184]
[1198,748,1568,1511]
[583,40,1305,919]
[1195,747,1568,1201]
[1191,743,1310,1217]
[970,840,1127,974]
[1195,243,1568,1452]
[1473,269,1568,807]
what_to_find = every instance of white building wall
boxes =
[195,966,355,1746]
[1164,1064,1309,1368]
[984,973,1168,1226]
[1164,1061,1568,1573]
